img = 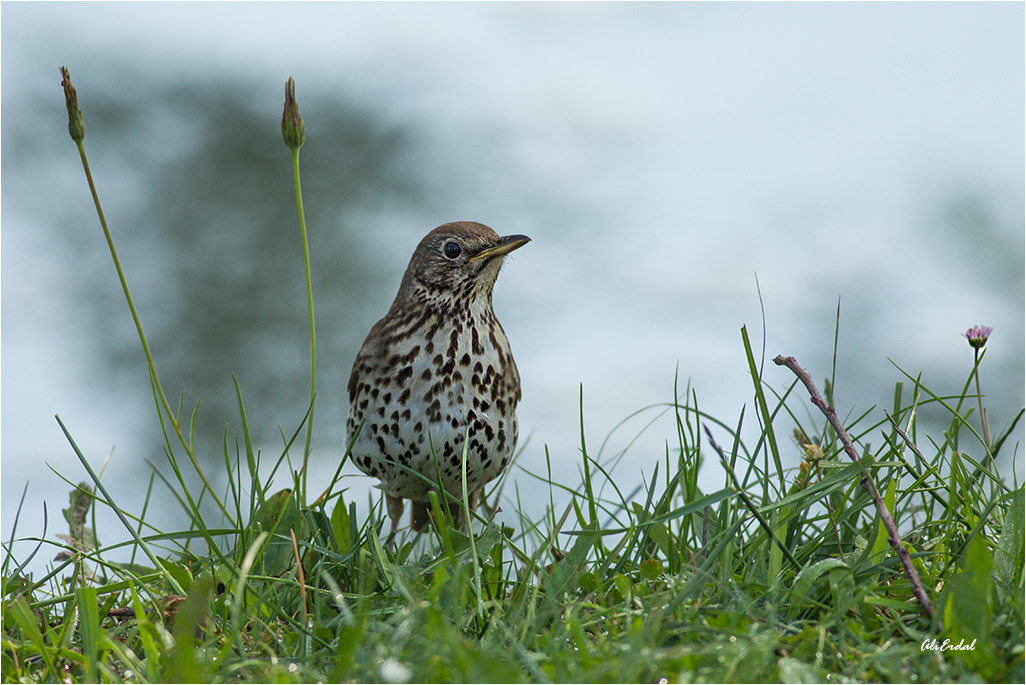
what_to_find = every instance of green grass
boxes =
[3,352,1023,683]
[2,70,1022,684]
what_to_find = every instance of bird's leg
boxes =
[410,500,432,532]
[386,494,404,535]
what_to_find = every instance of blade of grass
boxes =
[741,325,785,493]
[55,414,184,596]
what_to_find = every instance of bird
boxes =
[346,221,529,534]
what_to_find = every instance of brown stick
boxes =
[773,355,934,620]
[884,412,929,471]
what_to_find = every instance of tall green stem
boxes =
[973,348,991,453]
[282,76,314,504]
[294,147,316,501]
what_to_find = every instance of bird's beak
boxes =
[468,234,531,262]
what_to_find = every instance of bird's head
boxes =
[400,221,530,302]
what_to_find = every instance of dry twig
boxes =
[773,355,934,620]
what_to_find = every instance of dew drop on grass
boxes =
[380,658,410,683]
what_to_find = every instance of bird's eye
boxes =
[443,241,462,260]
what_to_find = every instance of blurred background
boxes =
[3,2,1023,573]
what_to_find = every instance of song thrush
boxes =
[347,221,529,533]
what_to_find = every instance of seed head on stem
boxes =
[60,66,86,142]
[282,76,305,151]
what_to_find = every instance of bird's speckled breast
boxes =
[347,298,520,500]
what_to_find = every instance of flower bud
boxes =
[282,76,305,151]
[60,66,86,142]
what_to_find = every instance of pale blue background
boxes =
[3,2,1023,572]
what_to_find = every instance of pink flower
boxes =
[964,325,993,350]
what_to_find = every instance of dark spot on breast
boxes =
[425,318,443,340]
[472,327,484,355]
[489,329,506,364]
[396,366,413,386]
